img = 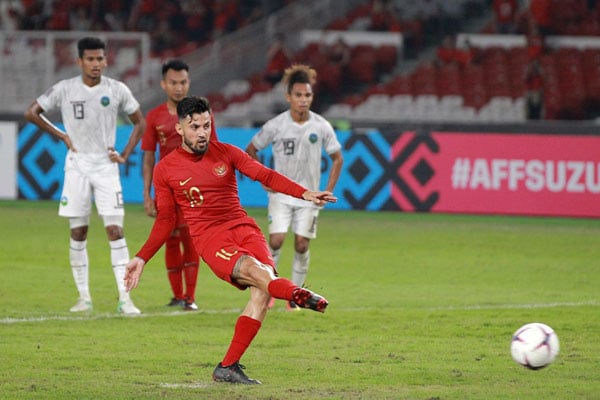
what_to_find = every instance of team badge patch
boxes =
[101,96,110,106]
[309,133,318,143]
[213,162,227,177]
[60,196,68,206]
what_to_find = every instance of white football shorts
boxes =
[268,196,319,239]
[58,152,125,218]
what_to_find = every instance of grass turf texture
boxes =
[0,200,599,399]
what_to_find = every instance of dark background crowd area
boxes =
[1,0,297,57]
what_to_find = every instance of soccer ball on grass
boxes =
[510,322,559,370]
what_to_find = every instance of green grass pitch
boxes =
[0,200,599,399]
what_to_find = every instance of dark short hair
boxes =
[283,64,317,94]
[177,96,211,120]
[77,37,105,58]
[161,59,189,76]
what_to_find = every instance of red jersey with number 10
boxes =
[136,142,308,262]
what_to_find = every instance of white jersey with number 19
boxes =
[251,110,341,207]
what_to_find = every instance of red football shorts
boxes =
[197,223,275,290]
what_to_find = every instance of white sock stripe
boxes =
[69,246,86,252]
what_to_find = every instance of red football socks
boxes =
[221,316,262,366]
[183,264,198,301]
[267,278,297,300]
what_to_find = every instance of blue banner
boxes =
[18,124,358,210]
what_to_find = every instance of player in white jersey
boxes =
[24,37,146,315]
[246,64,343,310]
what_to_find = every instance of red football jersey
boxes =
[136,143,308,261]
[141,103,219,160]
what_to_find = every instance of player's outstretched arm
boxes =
[124,257,146,291]
[302,190,337,206]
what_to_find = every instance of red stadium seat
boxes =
[317,62,342,93]
[376,45,398,74]
[340,93,364,107]
[326,17,351,31]
[206,92,228,112]
[347,45,376,84]
[386,75,413,96]
[437,64,461,96]
[463,84,488,110]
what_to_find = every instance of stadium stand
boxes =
[3,0,600,124]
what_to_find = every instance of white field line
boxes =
[159,382,213,389]
[428,300,600,311]
[1,300,598,325]
[0,308,243,324]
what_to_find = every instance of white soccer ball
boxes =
[510,322,559,370]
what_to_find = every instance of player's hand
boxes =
[108,148,125,164]
[143,197,156,217]
[124,257,146,291]
[302,190,337,206]
[63,135,77,152]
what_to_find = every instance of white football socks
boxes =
[291,250,310,287]
[69,239,90,301]
[110,238,130,301]
[268,245,281,267]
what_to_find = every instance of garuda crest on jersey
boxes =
[213,162,227,177]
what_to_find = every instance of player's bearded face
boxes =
[179,112,211,155]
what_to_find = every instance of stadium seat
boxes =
[413,95,440,119]
[220,102,251,119]
[437,64,462,96]
[206,92,228,113]
[323,103,353,119]
[463,85,488,111]
[317,62,342,93]
[347,45,376,84]
[411,63,437,96]
[326,17,351,31]
[341,93,365,107]
[376,44,399,74]
[390,95,414,119]
[386,76,413,96]
[222,79,250,100]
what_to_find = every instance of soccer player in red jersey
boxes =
[142,60,219,311]
[125,96,334,384]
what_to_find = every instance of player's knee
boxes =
[234,255,275,286]
[294,237,310,253]
[295,243,309,253]
[269,239,284,250]
[69,217,89,240]
[102,215,124,240]
[105,225,124,240]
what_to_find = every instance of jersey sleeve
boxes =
[118,81,140,115]
[135,162,177,261]
[231,144,307,199]
[322,119,342,155]
[36,81,62,113]
[251,119,275,150]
